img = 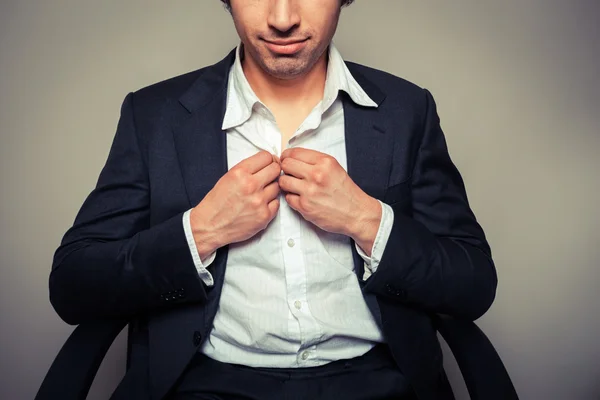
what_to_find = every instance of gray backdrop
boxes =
[1,1,599,399]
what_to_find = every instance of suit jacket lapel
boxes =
[342,64,393,279]
[172,49,235,209]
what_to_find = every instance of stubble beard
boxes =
[252,44,326,81]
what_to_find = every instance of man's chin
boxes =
[269,68,310,80]
[259,61,310,80]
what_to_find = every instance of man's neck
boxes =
[241,45,328,110]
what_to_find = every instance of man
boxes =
[50,0,497,399]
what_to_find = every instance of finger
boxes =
[263,180,281,202]
[236,150,274,174]
[279,174,306,195]
[267,197,280,219]
[284,193,300,211]
[281,156,310,180]
[254,160,282,188]
[280,147,322,165]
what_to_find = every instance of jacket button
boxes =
[193,331,202,346]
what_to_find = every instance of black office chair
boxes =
[35,315,519,400]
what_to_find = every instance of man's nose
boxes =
[267,0,301,33]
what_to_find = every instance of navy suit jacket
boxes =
[50,48,497,400]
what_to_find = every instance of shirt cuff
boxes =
[183,209,215,287]
[355,200,394,280]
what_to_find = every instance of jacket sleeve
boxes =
[49,93,209,325]
[363,89,497,321]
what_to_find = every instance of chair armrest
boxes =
[433,314,519,400]
[35,319,129,400]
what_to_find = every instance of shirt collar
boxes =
[222,41,377,131]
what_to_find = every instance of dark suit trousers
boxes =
[168,344,417,400]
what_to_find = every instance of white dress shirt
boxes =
[182,42,395,367]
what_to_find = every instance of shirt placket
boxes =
[241,105,326,365]
[279,110,326,365]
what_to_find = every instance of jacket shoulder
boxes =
[128,49,235,115]
[345,61,434,125]
[345,61,425,97]
[131,68,205,104]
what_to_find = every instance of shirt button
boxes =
[301,351,309,360]
[287,238,295,247]
[294,300,302,310]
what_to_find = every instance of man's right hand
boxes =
[190,150,282,260]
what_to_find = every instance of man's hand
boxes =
[279,147,381,255]
[190,151,281,259]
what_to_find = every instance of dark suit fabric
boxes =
[50,48,496,400]
[169,344,416,400]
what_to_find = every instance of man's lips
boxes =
[263,38,308,55]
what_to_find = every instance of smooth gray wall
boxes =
[1,1,598,399]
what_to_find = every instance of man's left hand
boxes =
[279,147,381,253]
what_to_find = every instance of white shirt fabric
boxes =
[182,42,395,367]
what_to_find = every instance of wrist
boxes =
[190,207,222,260]
[349,196,382,256]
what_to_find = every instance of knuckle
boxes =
[249,195,263,208]
[299,196,310,211]
[241,180,255,195]
[312,171,324,184]
[231,167,245,181]
[261,150,273,163]
[322,155,335,167]
[259,207,271,222]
